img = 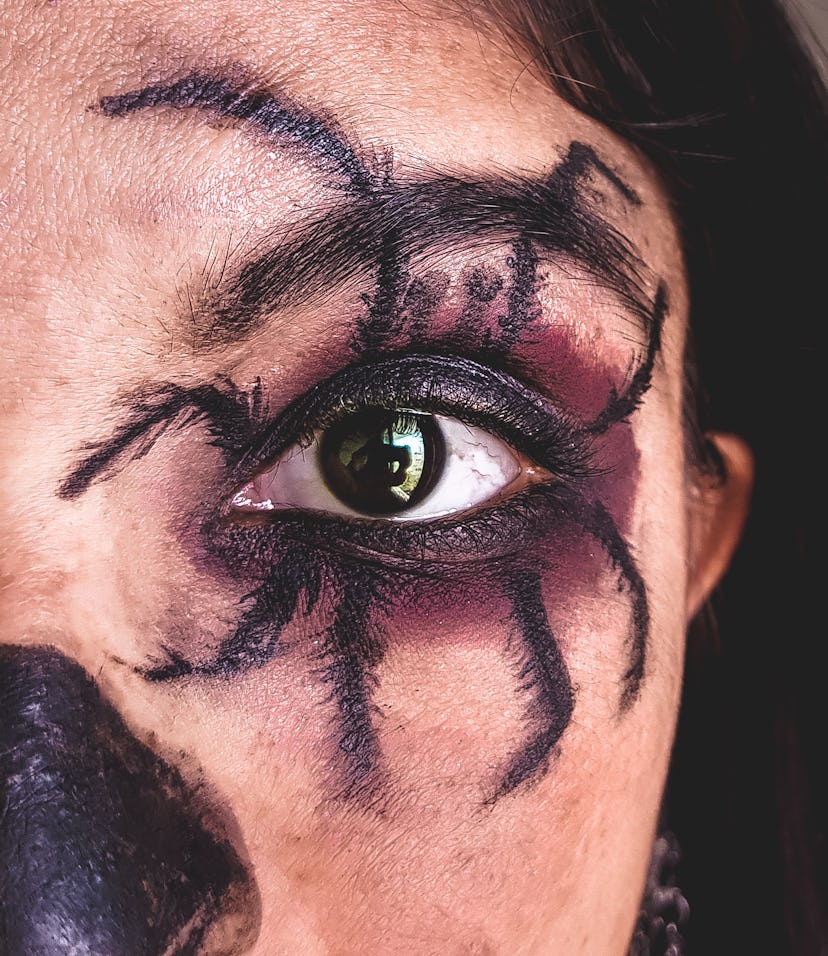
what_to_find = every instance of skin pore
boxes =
[0,1,751,954]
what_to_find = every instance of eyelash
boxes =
[202,352,598,566]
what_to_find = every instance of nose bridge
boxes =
[0,644,261,956]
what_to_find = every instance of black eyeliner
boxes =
[230,353,596,487]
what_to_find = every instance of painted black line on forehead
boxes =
[0,644,261,954]
[97,68,651,352]
[99,73,373,194]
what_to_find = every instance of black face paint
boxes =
[99,74,373,195]
[0,645,261,955]
[58,141,664,801]
[196,146,647,348]
[496,568,573,798]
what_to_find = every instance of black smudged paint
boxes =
[58,142,663,800]
[488,236,542,354]
[321,563,385,794]
[353,164,409,356]
[0,645,261,955]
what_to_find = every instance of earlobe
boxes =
[686,431,754,618]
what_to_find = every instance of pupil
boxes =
[319,409,445,516]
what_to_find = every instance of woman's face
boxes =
[0,1,747,953]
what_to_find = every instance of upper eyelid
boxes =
[228,353,596,488]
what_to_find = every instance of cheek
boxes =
[359,506,640,765]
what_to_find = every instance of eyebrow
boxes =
[207,147,650,349]
[100,74,653,350]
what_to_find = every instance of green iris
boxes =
[319,409,445,516]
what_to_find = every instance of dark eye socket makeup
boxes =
[187,351,598,582]
[57,70,668,802]
[227,353,589,516]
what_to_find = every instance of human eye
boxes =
[213,352,595,568]
[231,408,540,521]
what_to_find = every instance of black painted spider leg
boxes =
[494,284,665,793]
[493,482,649,797]
[56,380,265,501]
[588,282,667,436]
[549,140,642,209]
[553,484,650,707]
[320,564,386,795]
[553,282,666,704]
[354,163,411,356]
[496,569,575,798]
[485,236,542,354]
[144,546,322,680]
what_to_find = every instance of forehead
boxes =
[4,0,667,193]
[1,0,685,383]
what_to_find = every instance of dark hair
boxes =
[479,2,827,953]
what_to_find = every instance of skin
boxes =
[0,1,753,953]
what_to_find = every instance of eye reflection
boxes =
[321,410,444,515]
[231,409,547,521]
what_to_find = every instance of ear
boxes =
[686,432,754,618]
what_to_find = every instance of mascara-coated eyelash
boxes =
[206,352,602,574]
[223,353,597,495]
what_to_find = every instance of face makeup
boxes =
[59,131,664,799]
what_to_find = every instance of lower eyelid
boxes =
[216,480,567,575]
